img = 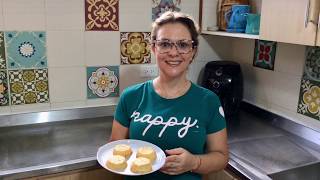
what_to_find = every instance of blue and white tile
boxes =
[87,66,119,99]
[5,31,47,69]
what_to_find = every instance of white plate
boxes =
[97,139,166,176]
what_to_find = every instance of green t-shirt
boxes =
[115,80,226,180]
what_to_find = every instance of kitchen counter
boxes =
[227,106,320,180]
[0,104,320,180]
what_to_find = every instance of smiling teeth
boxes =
[167,61,181,65]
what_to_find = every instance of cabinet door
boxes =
[317,13,320,46]
[260,0,318,46]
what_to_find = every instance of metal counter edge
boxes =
[0,106,116,128]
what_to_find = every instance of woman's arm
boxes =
[192,128,229,174]
[109,120,129,142]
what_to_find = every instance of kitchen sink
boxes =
[268,162,320,180]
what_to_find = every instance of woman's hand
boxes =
[160,147,199,175]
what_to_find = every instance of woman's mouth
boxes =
[165,60,182,66]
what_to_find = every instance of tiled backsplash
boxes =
[0,0,232,115]
[230,38,320,131]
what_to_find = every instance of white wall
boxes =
[230,38,320,132]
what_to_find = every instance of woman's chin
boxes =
[160,70,186,78]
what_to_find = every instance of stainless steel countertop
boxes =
[0,116,113,180]
[0,106,320,180]
[227,111,320,180]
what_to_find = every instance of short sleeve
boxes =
[206,95,226,134]
[114,89,130,128]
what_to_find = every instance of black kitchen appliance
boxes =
[201,61,243,126]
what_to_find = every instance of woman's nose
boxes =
[168,44,179,56]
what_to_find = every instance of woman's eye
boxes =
[159,42,171,48]
[177,42,190,49]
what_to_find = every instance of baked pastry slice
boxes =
[113,144,132,159]
[136,146,156,163]
[131,157,152,173]
[106,155,127,171]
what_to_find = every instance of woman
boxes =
[110,11,228,180]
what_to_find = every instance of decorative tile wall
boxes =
[0,32,9,106]
[0,32,6,70]
[85,0,119,31]
[152,0,181,21]
[0,0,200,114]
[253,40,277,70]
[297,47,320,121]
[5,31,47,69]
[9,69,49,105]
[0,31,49,106]
[120,32,151,64]
[0,70,9,106]
[87,66,119,98]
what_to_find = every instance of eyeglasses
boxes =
[154,39,195,54]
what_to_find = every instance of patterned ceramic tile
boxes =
[0,32,6,70]
[120,32,151,64]
[9,69,49,105]
[297,77,320,120]
[85,0,119,31]
[152,0,181,21]
[5,31,47,70]
[297,46,320,121]
[87,66,119,98]
[253,40,277,70]
[0,70,9,106]
[304,46,320,81]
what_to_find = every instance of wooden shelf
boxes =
[201,30,260,40]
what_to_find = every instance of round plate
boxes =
[97,139,166,176]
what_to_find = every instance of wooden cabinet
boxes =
[200,0,320,46]
[317,13,320,46]
[259,0,320,46]
[23,167,243,180]
[22,167,122,180]
[203,169,240,180]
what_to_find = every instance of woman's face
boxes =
[152,22,196,79]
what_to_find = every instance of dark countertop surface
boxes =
[0,108,320,180]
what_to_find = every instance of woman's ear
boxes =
[151,44,156,54]
[191,47,198,62]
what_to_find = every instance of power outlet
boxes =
[140,65,158,77]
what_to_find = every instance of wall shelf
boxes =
[201,30,259,40]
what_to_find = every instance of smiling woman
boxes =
[110,11,229,180]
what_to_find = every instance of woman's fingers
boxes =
[162,147,196,175]
[160,163,183,175]
[165,147,184,155]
